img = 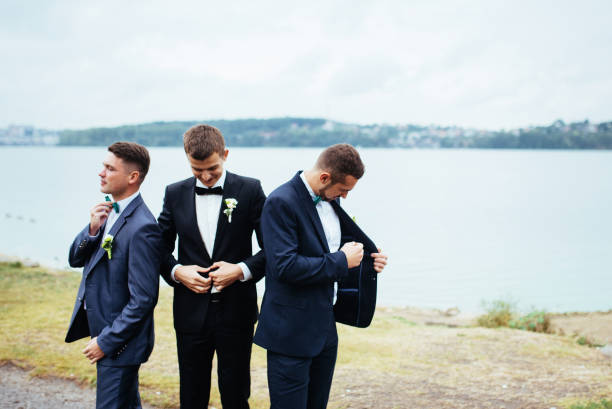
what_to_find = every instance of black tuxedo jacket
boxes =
[158,172,266,332]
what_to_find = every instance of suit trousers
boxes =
[266,319,338,409]
[176,300,253,409]
[96,364,141,409]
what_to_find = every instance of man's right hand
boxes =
[89,202,113,235]
[174,265,213,294]
[340,241,364,268]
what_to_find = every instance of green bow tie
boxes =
[105,196,120,213]
[313,195,322,205]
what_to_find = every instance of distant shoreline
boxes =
[3,117,612,149]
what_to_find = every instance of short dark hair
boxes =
[316,143,365,182]
[108,142,150,183]
[183,124,226,160]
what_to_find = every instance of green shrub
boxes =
[509,310,551,333]
[0,261,23,268]
[477,300,551,334]
[477,300,516,328]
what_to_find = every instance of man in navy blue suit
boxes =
[254,143,388,409]
[65,142,161,409]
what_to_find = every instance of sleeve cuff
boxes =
[171,264,182,283]
[238,262,252,282]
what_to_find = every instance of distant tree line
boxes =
[439,120,612,149]
[57,118,612,149]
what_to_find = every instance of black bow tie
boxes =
[195,186,223,196]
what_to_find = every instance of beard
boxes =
[318,185,334,201]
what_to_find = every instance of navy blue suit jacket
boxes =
[254,172,377,358]
[65,194,162,367]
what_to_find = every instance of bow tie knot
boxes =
[313,195,322,205]
[195,186,224,196]
[105,196,120,213]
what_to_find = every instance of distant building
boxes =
[0,125,59,145]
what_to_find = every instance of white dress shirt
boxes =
[300,172,342,303]
[300,172,342,253]
[171,170,252,291]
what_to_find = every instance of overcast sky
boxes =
[1,0,611,130]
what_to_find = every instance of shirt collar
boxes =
[299,171,318,201]
[113,191,140,215]
[196,169,227,189]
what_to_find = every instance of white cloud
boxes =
[1,0,611,129]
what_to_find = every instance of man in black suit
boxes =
[254,144,387,409]
[158,124,266,409]
[65,142,161,408]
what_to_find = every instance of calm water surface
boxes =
[1,147,610,312]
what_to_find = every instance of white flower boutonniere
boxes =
[101,234,114,259]
[223,198,238,223]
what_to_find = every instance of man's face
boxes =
[319,174,359,201]
[99,152,131,197]
[188,150,228,187]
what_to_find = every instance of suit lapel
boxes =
[290,172,330,253]
[184,178,212,262]
[211,171,243,260]
[85,194,143,277]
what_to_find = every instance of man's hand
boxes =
[371,247,388,273]
[208,261,244,291]
[89,202,113,235]
[174,265,213,294]
[340,241,364,269]
[83,337,105,364]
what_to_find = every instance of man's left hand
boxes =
[209,261,244,291]
[83,337,105,364]
[371,248,388,273]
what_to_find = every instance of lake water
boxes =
[0,146,610,313]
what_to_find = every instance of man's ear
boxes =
[128,170,141,185]
[319,171,332,185]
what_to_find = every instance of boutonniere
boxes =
[223,198,238,223]
[351,216,358,224]
[101,234,114,259]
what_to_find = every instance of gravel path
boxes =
[0,364,155,409]
[0,364,95,409]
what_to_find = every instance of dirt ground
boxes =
[0,363,96,409]
[381,306,612,345]
[0,363,156,409]
[548,311,612,346]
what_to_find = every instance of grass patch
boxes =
[0,262,191,408]
[1,263,611,408]
[570,399,612,409]
[390,316,417,325]
[576,336,605,348]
